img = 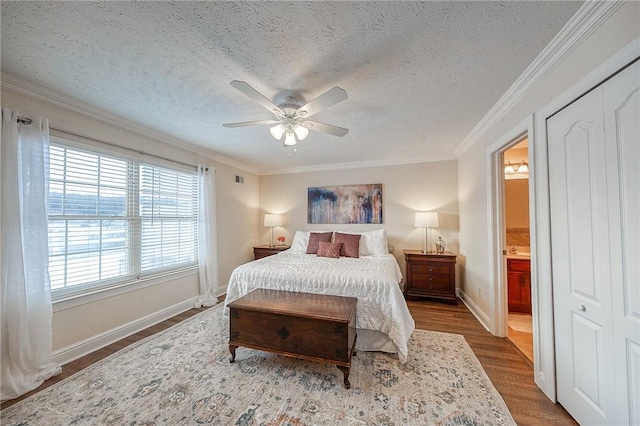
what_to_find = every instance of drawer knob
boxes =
[429,267,433,272]
[578,304,586,312]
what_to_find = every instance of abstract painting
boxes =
[308,184,383,224]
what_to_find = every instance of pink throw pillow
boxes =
[334,232,361,258]
[316,241,342,259]
[306,232,333,254]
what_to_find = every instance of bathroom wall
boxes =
[504,145,530,247]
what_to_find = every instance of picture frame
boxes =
[307,184,383,224]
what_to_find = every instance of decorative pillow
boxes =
[306,232,333,254]
[334,232,361,258]
[316,241,342,258]
[289,231,311,253]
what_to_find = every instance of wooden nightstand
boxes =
[253,245,290,260]
[403,250,457,304]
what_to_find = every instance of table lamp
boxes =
[415,212,439,253]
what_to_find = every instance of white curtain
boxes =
[195,165,218,307]
[1,108,61,401]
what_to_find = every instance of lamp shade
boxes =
[269,124,285,140]
[293,124,309,140]
[283,131,297,146]
[414,211,439,228]
[504,161,516,174]
[264,214,282,227]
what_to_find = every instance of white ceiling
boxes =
[1,1,582,174]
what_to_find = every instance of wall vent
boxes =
[235,175,244,184]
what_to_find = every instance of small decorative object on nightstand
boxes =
[403,250,457,304]
[253,245,289,260]
[435,237,446,254]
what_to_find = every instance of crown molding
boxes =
[453,0,626,158]
[260,154,456,176]
[0,72,259,175]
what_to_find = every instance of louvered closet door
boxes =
[548,60,639,426]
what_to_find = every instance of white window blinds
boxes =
[48,142,198,300]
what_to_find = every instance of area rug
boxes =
[1,304,515,425]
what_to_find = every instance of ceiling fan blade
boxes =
[304,120,349,137]
[223,119,279,128]
[230,80,283,115]
[297,86,348,118]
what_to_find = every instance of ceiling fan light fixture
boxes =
[269,124,285,140]
[283,131,297,146]
[224,81,349,148]
[293,124,309,140]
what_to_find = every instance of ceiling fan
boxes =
[223,80,349,147]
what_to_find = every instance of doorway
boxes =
[503,140,532,363]
[487,116,550,397]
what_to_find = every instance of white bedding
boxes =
[223,251,415,363]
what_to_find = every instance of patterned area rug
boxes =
[1,304,515,425]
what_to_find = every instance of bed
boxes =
[223,229,416,363]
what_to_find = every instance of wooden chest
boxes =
[228,288,357,388]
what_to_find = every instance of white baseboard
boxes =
[457,289,491,333]
[52,296,199,366]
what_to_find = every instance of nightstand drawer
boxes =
[412,264,450,275]
[413,274,450,292]
[253,245,290,260]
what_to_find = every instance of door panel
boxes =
[563,124,602,304]
[628,341,640,424]
[548,86,615,425]
[549,60,639,426]
[603,60,640,426]
[571,313,605,416]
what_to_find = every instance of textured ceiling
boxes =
[1,1,582,173]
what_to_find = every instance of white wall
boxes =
[259,160,458,282]
[0,89,259,354]
[457,2,639,321]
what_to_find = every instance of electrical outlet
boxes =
[477,288,482,298]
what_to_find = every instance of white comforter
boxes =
[223,252,415,363]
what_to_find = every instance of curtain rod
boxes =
[17,115,32,125]
[50,126,200,171]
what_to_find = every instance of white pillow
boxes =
[289,231,311,253]
[336,229,388,256]
[360,229,388,256]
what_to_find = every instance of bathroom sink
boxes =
[507,246,530,258]
[507,252,530,259]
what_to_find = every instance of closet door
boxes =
[547,60,639,425]
[602,60,639,426]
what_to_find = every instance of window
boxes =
[48,141,198,300]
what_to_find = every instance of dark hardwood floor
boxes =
[2,297,578,425]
